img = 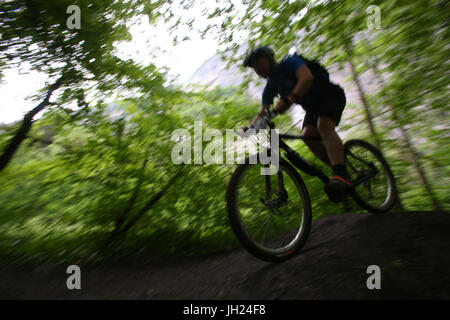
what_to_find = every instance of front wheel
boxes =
[344,139,397,214]
[226,158,312,262]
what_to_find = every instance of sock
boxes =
[332,164,347,179]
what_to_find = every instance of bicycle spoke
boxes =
[271,209,292,238]
[242,206,266,230]
[265,173,273,200]
[260,214,273,244]
[347,160,358,176]
[253,216,270,243]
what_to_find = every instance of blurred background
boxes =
[0,0,448,267]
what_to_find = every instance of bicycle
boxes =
[226,109,397,262]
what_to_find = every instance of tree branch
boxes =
[0,75,64,173]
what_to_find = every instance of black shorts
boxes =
[302,83,346,128]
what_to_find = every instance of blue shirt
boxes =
[262,54,325,108]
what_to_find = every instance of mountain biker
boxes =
[242,45,353,199]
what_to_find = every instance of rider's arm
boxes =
[250,105,270,126]
[248,82,275,126]
[274,98,292,114]
[273,56,314,113]
[289,64,314,102]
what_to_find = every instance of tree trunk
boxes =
[365,48,441,211]
[344,42,381,149]
[0,77,63,172]
[347,64,379,145]
[111,154,149,237]
[398,127,442,211]
[345,46,408,213]
[108,165,185,243]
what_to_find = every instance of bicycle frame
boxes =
[252,113,376,191]
[263,119,330,184]
[278,134,330,183]
[279,132,378,189]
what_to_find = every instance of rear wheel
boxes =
[344,139,397,214]
[226,158,312,262]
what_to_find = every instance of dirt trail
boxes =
[1,211,450,299]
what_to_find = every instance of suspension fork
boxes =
[263,127,288,202]
[277,169,288,202]
[264,165,272,200]
[263,165,288,202]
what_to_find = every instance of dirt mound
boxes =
[1,211,450,299]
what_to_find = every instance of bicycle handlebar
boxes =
[249,108,277,130]
[234,108,277,138]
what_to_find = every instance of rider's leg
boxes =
[302,125,331,166]
[316,116,344,168]
[317,116,352,189]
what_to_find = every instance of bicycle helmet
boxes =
[243,46,275,68]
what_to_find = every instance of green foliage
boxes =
[0,0,167,106]
[0,0,448,267]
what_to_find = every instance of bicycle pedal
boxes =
[328,194,343,204]
[324,185,344,203]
